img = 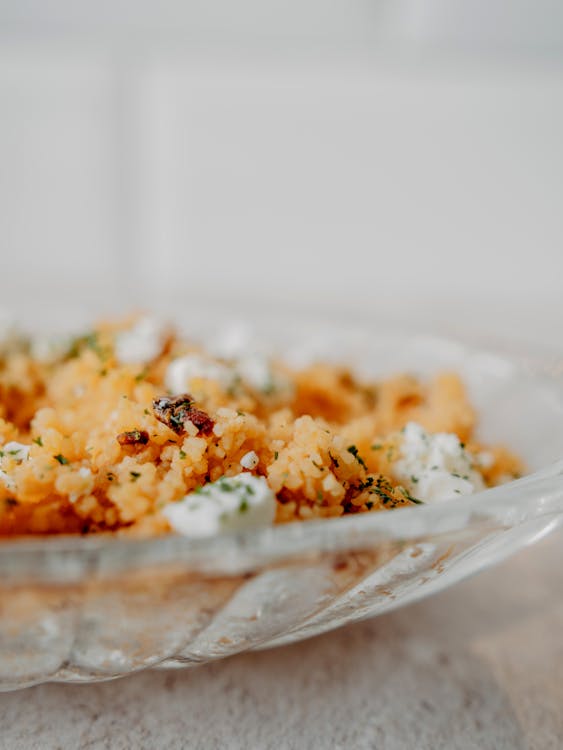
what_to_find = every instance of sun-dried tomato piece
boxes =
[117,429,150,446]
[152,394,214,436]
[183,407,215,435]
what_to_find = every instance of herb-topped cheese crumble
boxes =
[162,474,276,538]
[392,422,485,503]
[0,313,522,537]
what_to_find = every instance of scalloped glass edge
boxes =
[2,325,563,690]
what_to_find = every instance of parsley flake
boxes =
[347,445,367,469]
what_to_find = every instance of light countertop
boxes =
[1,528,561,750]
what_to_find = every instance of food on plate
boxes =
[0,315,522,537]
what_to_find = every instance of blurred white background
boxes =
[0,1,562,347]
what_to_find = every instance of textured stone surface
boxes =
[0,529,562,750]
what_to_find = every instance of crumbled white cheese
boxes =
[209,322,253,360]
[236,353,274,393]
[392,422,484,503]
[165,354,237,393]
[114,316,167,365]
[235,352,293,397]
[2,442,30,462]
[30,334,71,364]
[162,473,276,538]
[240,450,259,470]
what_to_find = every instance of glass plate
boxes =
[1,322,563,691]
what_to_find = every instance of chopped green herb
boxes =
[135,369,148,383]
[261,377,276,396]
[32,437,43,447]
[369,476,397,506]
[371,443,382,451]
[311,460,324,471]
[410,475,419,484]
[239,499,249,513]
[274,451,279,461]
[347,445,367,469]
[130,471,141,482]
[68,331,106,360]
[179,450,187,460]
[54,454,69,465]
[316,490,324,502]
[143,408,150,416]
[400,487,424,505]
[217,478,236,492]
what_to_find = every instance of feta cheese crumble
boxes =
[2,442,30,462]
[392,422,484,503]
[208,322,253,360]
[114,316,167,365]
[165,354,237,393]
[30,334,72,364]
[162,473,276,538]
[240,450,259,470]
[236,353,275,393]
[236,353,294,397]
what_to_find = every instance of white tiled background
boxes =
[0,1,562,345]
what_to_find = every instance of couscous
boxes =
[0,315,522,538]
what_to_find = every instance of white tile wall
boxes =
[133,60,563,307]
[0,41,562,343]
[0,48,117,283]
